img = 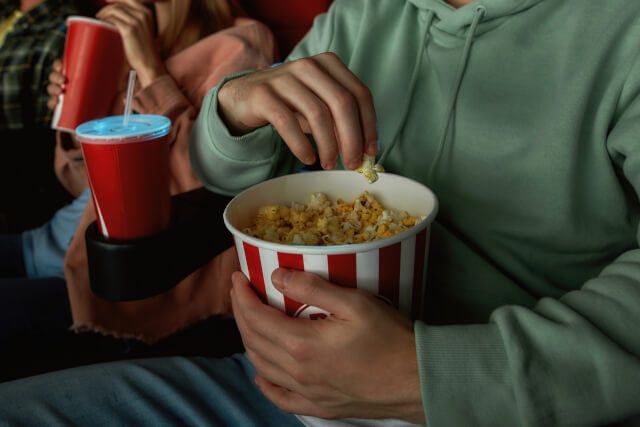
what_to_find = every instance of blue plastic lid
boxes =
[75,115,171,143]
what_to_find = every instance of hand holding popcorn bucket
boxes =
[223,170,438,320]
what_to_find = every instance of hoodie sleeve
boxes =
[189,3,346,195]
[416,55,640,426]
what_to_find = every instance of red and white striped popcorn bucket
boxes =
[223,171,438,320]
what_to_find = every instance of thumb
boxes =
[271,268,355,317]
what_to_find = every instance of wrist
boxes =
[217,83,257,136]
[135,60,167,88]
[398,327,426,424]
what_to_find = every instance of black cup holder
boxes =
[85,188,233,301]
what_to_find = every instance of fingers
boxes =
[248,85,318,165]
[47,63,65,111]
[48,70,65,86]
[231,273,310,392]
[47,95,58,111]
[313,53,378,160]
[270,74,339,169]
[96,0,160,86]
[245,350,300,393]
[47,82,62,97]
[271,53,377,170]
[101,0,151,17]
[254,375,326,417]
[231,272,302,343]
[271,268,357,318]
[95,8,129,38]
[290,55,373,169]
[96,1,153,32]
[97,4,147,28]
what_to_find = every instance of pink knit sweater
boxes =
[60,18,276,343]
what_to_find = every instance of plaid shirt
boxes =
[0,0,82,130]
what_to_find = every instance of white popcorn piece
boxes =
[356,154,385,184]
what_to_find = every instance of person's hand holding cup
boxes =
[46,59,65,112]
[50,16,125,132]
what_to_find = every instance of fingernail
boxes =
[322,159,336,170]
[272,269,293,291]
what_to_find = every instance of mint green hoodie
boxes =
[190,0,640,425]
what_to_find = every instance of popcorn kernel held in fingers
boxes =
[356,153,385,184]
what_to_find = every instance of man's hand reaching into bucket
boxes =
[230,269,425,423]
[216,53,379,171]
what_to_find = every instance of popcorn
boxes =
[244,191,424,246]
[356,154,385,183]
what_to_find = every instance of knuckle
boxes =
[306,102,329,123]
[319,51,339,63]
[354,83,373,104]
[139,11,150,24]
[120,24,134,36]
[270,110,291,131]
[292,57,318,74]
[349,290,372,313]
[288,364,311,386]
[283,335,305,358]
[242,307,261,328]
[283,334,313,362]
[307,272,328,290]
[238,321,256,341]
[250,83,271,100]
[295,275,319,299]
[332,91,356,111]
[244,347,260,363]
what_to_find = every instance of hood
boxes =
[379,0,545,178]
[407,0,546,36]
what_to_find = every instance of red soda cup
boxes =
[75,115,172,240]
[51,16,125,132]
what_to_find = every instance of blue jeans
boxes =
[0,189,90,279]
[0,353,303,426]
[0,234,25,278]
[21,188,91,279]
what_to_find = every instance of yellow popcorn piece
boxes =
[356,154,385,184]
[244,191,424,246]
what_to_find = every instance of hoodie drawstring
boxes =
[379,9,435,165]
[427,5,486,185]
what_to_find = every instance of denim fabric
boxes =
[22,188,90,279]
[0,233,25,277]
[0,275,70,347]
[0,353,303,427]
